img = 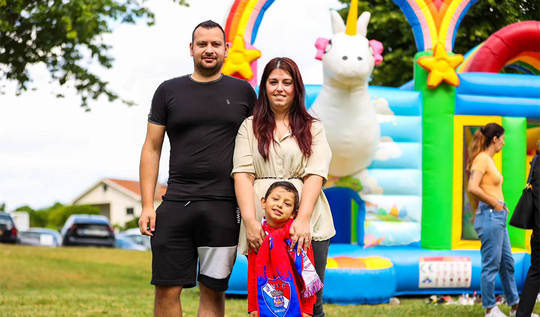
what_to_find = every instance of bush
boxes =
[16,203,63,228]
[123,217,140,230]
[114,217,139,232]
[48,205,101,230]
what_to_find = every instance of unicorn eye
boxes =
[325,40,332,53]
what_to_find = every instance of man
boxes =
[139,20,256,317]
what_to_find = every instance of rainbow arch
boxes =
[224,0,275,46]
[459,45,540,75]
[392,0,479,52]
[458,21,540,74]
[222,0,276,85]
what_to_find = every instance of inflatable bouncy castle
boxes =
[224,0,540,305]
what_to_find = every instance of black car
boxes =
[0,212,18,244]
[61,214,115,247]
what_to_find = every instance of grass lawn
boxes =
[1,244,538,317]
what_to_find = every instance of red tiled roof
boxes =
[107,179,166,200]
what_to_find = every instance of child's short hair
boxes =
[264,181,300,211]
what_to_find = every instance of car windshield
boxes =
[0,216,13,227]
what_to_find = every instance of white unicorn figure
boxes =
[310,2,383,177]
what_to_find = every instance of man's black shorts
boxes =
[150,200,241,291]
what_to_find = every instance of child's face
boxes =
[261,187,296,228]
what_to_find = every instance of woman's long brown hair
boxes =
[252,57,315,160]
[466,123,505,171]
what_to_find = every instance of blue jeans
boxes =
[474,201,520,309]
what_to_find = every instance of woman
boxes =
[516,141,539,317]
[232,57,335,317]
[468,123,520,317]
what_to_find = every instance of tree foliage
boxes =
[48,204,100,229]
[16,202,100,229]
[17,202,61,227]
[114,216,139,231]
[338,0,539,87]
[1,0,189,109]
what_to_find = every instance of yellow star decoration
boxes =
[417,44,464,89]
[222,35,261,80]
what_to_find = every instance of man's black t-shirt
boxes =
[148,74,256,201]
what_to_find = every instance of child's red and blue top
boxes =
[248,218,323,316]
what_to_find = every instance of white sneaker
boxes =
[486,306,508,317]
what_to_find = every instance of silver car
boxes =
[19,228,62,247]
[119,228,151,250]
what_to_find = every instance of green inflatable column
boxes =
[502,117,527,249]
[414,51,455,250]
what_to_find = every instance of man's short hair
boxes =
[192,20,226,43]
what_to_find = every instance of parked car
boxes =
[120,228,151,250]
[61,214,115,247]
[19,228,62,247]
[0,212,18,244]
[115,234,147,251]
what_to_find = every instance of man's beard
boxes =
[194,57,224,78]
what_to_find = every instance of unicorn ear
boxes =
[330,10,345,34]
[357,11,371,37]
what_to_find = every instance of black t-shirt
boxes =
[148,74,256,201]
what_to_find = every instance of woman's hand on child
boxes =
[289,216,311,255]
[246,218,266,253]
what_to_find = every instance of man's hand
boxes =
[139,207,156,236]
[245,218,265,253]
[290,216,311,255]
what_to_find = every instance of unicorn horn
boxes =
[345,0,358,36]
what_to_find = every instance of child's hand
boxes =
[249,311,259,317]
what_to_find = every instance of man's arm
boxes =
[139,122,166,236]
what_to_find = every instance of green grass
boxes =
[0,245,538,316]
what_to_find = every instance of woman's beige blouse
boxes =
[232,116,336,255]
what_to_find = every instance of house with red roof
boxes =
[72,178,166,227]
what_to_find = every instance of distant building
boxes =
[11,211,29,231]
[72,178,166,227]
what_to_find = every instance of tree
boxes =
[16,202,62,227]
[337,0,539,87]
[48,204,100,229]
[1,0,189,110]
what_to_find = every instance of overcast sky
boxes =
[0,0,344,211]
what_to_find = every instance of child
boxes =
[248,181,323,317]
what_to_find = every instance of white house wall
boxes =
[74,181,164,227]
